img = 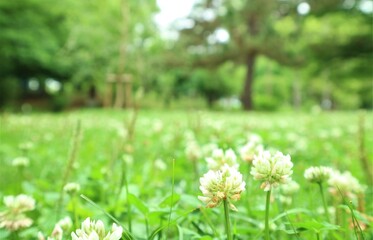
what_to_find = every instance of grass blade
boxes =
[80,194,134,240]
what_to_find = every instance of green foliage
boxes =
[192,68,232,106]
[0,0,67,77]
[0,110,372,238]
[0,77,20,108]
[0,0,371,110]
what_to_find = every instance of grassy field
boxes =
[0,109,372,239]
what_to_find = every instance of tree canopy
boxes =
[0,0,371,110]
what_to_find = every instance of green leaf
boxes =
[198,236,213,240]
[148,208,198,240]
[272,208,313,222]
[128,193,149,216]
[0,229,10,239]
[159,193,180,208]
[293,219,340,233]
[177,224,184,240]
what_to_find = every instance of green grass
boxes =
[0,109,372,239]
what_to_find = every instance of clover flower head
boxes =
[185,141,202,161]
[18,142,34,151]
[12,156,30,168]
[122,154,133,165]
[184,130,196,142]
[328,170,366,200]
[57,216,73,231]
[154,158,167,171]
[198,164,245,211]
[63,182,81,194]
[38,224,63,240]
[3,194,35,213]
[201,143,219,157]
[279,180,300,195]
[38,216,72,240]
[250,150,293,191]
[152,120,163,133]
[276,180,299,206]
[304,166,333,184]
[0,194,35,231]
[239,134,264,163]
[279,195,292,206]
[71,217,123,240]
[206,148,238,170]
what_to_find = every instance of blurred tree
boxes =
[174,0,372,110]
[60,0,159,101]
[302,8,373,109]
[0,0,68,107]
[175,0,299,110]
[0,0,67,78]
[0,0,160,109]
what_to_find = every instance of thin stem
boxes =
[17,167,24,194]
[72,194,79,229]
[318,182,330,222]
[265,190,271,240]
[166,159,175,238]
[223,199,233,240]
[200,207,219,236]
[123,163,132,233]
[192,159,199,184]
[316,232,320,240]
[56,120,81,220]
[80,194,133,239]
[348,201,366,240]
[246,163,252,214]
[145,217,149,237]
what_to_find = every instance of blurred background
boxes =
[0,0,372,112]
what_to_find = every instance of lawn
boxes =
[0,109,372,239]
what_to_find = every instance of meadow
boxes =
[0,109,372,239]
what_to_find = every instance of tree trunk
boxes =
[241,50,257,110]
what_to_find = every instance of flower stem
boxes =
[223,199,233,240]
[265,190,271,240]
[72,194,79,229]
[318,182,330,222]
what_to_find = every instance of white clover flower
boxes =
[122,154,133,166]
[71,217,123,240]
[198,165,246,211]
[250,150,293,191]
[276,180,299,207]
[185,141,202,161]
[279,195,292,206]
[316,206,336,222]
[239,134,264,163]
[12,156,30,168]
[0,194,35,231]
[152,120,163,133]
[328,170,366,200]
[63,182,81,194]
[18,142,34,151]
[206,148,238,170]
[279,180,300,195]
[3,194,35,212]
[183,130,196,142]
[154,158,167,171]
[259,222,277,231]
[38,231,46,240]
[57,216,73,231]
[201,143,219,157]
[304,166,333,184]
[44,224,63,240]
